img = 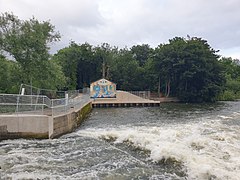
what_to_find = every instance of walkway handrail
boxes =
[127,91,151,99]
[0,93,91,116]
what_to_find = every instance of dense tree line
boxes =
[1,13,240,102]
[52,37,228,102]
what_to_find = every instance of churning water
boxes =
[0,102,240,179]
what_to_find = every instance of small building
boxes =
[90,78,116,98]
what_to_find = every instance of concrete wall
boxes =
[0,102,92,140]
[50,102,92,138]
[0,115,49,140]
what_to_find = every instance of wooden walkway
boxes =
[92,91,160,108]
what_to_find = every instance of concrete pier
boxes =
[92,91,160,108]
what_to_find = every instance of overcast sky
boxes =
[1,0,240,59]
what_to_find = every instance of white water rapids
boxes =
[78,115,240,179]
[0,102,240,179]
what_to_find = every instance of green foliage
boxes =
[0,12,65,92]
[0,56,21,93]
[53,42,102,90]
[217,90,236,101]
[32,59,67,90]
[53,38,229,103]
[92,43,115,82]
[0,56,11,93]
[54,43,155,91]
[131,44,153,66]
[152,37,225,102]
[218,57,240,100]
[109,49,140,90]
[1,12,237,103]
[53,43,80,89]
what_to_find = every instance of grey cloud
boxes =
[1,0,240,58]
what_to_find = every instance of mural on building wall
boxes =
[90,78,116,98]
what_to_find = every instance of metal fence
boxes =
[0,94,47,114]
[51,94,91,116]
[127,91,151,99]
[19,84,80,99]
[0,90,91,117]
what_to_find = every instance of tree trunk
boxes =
[165,81,168,97]
[102,62,106,78]
[166,79,171,97]
[106,65,110,79]
[185,80,188,92]
[158,76,161,97]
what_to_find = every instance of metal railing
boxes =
[127,91,151,99]
[0,94,48,114]
[0,91,91,117]
[51,94,90,116]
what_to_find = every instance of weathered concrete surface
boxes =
[50,102,92,138]
[0,102,92,140]
[0,115,49,140]
[92,91,160,104]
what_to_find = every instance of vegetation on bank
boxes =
[1,12,240,102]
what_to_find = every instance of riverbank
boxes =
[151,97,180,103]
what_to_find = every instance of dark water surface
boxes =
[0,102,240,179]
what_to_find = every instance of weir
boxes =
[0,89,160,140]
[0,88,93,140]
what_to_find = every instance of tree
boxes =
[153,37,187,97]
[54,42,104,90]
[153,37,225,102]
[0,12,62,89]
[219,57,240,79]
[93,43,118,80]
[33,59,66,90]
[53,42,79,89]
[109,48,141,90]
[218,57,240,100]
[131,44,153,66]
[76,43,100,89]
[0,55,21,93]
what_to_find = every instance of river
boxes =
[0,101,240,179]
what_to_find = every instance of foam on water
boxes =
[1,103,240,179]
[2,136,162,179]
[77,116,240,180]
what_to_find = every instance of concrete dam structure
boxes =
[0,91,160,140]
[0,101,92,140]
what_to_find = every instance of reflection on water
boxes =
[0,101,240,179]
